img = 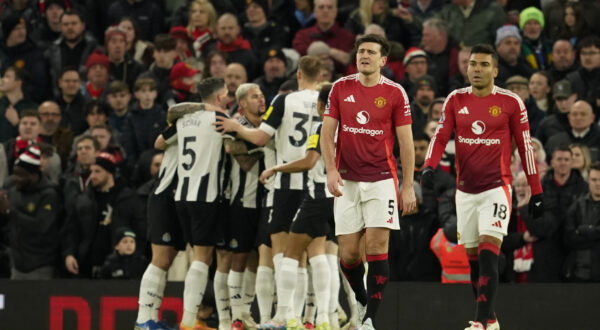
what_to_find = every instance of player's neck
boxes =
[359,71,381,87]
[471,84,494,97]
[298,80,318,91]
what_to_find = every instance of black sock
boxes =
[475,243,500,327]
[340,258,368,306]
[468,254,479,298]
[364,253,389,325]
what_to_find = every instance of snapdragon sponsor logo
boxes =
[458,136,501,146]
[342,124,384,137]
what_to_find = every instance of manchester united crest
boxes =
[374,96,386,108]
[489,106,502,117]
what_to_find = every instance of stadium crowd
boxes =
[0,0,600,297]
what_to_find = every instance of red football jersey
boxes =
[325,74,412,182]
[424,86,542,195]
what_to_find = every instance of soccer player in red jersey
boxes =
[421,44,545,330]
[321,34,417,330]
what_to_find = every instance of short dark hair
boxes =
[577,36,600,52]
[75,134,100,151]
[153,34,176,51]
[20,109,40,122]
[107,80,130,95]
[413,131,431,143]
[470,43,499,65]
[134,77,156,91]
[198,77,225,101]
[60,8,85,23]
[552,145,573,158]
[590,161,600,173]
[90,124,112,135]
[84,99,111,117]
[4,66,27,83]
[354,34,391,57]
[317,82,333,105]
[59,66,80,79]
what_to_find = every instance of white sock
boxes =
[327,254,340,327]
[310,255,331,325]
[182,261,209,327]
[214,271,230,323]
[242,269,257,315]
[228,271,244,320]
[293,267,308,320]
[341,268,358,323]
[272,253,283,281]
[136,264,167,324]
[303,266,316,325]
[256,266,275,324]
[274,257,298,320]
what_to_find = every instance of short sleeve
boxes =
[392,85,412,127]
[324,81,340,119]
[260,94,287,136]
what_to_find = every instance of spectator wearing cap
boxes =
[566,36,600,116]
[82,50,110,100]
[242,0,290,60]
[293,0,354,72]
[207,13,259,80]
[420,17,459,96]
[0,66,38,143]
[186,0,217,58]
[545,100,600,162]
[38,101,74,171]
[0,12,50,103]
[139,34,177,109]
[45,9,98,99]
[169,26,193,62]
[400,47,428,97]
[253,48,288,104]
[56,66,89,135]
[166,62,200,105]
[410,75,436,135]
[105,26,144,90]
[0,146,62,280]
[62,151,145,278]
[97,227,148,279]
[107,0,164,42]
[30,0,65,50]
[548,39,577,84]
[536,80,578,145]
[519,7,552,71]
[505,75,545,136]
[495,25,534,87]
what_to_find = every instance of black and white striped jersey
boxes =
[261,139,276,208]
[154,125,178,195]
[228,116,265,209]
[306,123,332,199]
[174,111,228,202]
[259,89,321,190]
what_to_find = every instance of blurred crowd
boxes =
[0,0,600,284]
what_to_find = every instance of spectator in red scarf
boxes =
[3,110,42,175]
[83,51,110,100]
[209,13,258,80]
[186,0,217,58]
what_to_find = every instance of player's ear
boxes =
[380,55,387,67]
[492,66,498,78]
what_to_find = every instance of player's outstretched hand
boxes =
[260,168,276,185]
[420,166,434,189]
[399,187,417,216]
[528,194,544,219]
[326,169,344,197]
[214,117,240,134]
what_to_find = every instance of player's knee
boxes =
[340,249,361,265]
[365,237,389,255]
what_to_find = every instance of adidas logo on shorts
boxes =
[491,220,502,228]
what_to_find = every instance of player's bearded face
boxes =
[467,53,498,89]
[356,42,386,75]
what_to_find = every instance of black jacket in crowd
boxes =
[564,194,600,282]
[1,176,62,273]
[242,20,291,59]
[56,92,90,136]
[29,21,62,51]
[97,250,147,279]
[545,124,600,162]
[524,95,546,137]
[45,32,98,98]
[496,56,535,88]
[535,112,570,146]
[567,67,600,116]
[107,0,164,42]
[109,54,145,91]
[122,102,165,161]
[61,182,146,269]
[0,38,50,103]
